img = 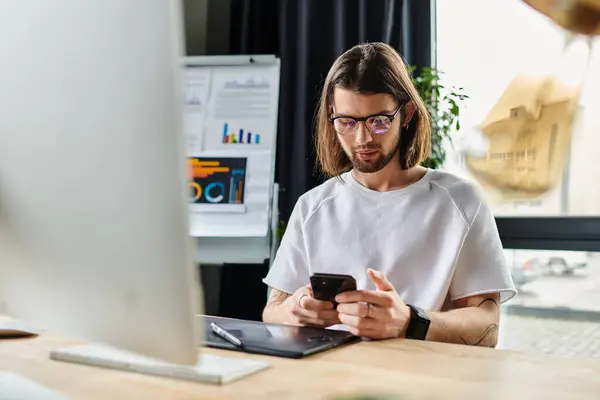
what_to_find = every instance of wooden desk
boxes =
[1,331,600,400]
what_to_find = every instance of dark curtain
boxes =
[228,0,433,222]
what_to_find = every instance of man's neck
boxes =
[351,154,427,192]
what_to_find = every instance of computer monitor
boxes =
[0,0,268,384]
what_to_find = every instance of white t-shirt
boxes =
[263,169,517,313]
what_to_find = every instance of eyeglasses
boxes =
[328,105,403,136]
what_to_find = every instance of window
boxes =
[437,0,600,218]
[437,0,600,359]
[498,249,600,358]
[436,0,600,251]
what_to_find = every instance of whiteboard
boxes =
[182,56,280,238]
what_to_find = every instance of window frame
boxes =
[496,217,600,252]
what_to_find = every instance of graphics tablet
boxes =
[200,315,360,358]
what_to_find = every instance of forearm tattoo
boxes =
[460,297,500,347]
[267,290,289,306]
[460,324,499,346]
[477,297,499,309]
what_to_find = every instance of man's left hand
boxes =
[335,268,411,339]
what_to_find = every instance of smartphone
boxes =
[310,273,357,304]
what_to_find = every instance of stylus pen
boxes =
[210,322,244,348]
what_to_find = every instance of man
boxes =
[262,42,516,347]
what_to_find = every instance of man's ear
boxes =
[403,100,417,127]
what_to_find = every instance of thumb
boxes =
[368,268,395,292]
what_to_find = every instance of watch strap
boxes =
[405,304,430,340]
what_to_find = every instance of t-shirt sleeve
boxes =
[262,200,310,294]
[449,200,517,303]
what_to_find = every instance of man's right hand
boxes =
[285,285,341,327]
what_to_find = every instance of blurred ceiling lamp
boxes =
[522,0,600,35]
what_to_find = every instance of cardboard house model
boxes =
[466,74,580,199]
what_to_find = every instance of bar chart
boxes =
[222,123,261,145]
[229,169,245,204]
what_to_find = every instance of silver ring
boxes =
[298,294,308,309]
[365,303,373,318]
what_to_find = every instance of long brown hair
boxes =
[314,42,431,177]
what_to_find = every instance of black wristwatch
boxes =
[405,304,430,340]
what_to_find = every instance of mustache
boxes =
[353,146,380,152]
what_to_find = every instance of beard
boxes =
[348,133,400,173]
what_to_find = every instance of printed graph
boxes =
[185,86,202,106]
[189,159,229,179]
[222,123,261,145]
[188,157,247,205]
[223,76,270,89]
[229,168,245,204]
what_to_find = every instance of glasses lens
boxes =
[367,116,392,134]
[333,117,357,135]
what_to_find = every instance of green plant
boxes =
[276,218,287,242]
[410,66,468,169]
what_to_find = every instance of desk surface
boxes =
[1,331,600,400]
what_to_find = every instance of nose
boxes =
[354,122,373,146]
